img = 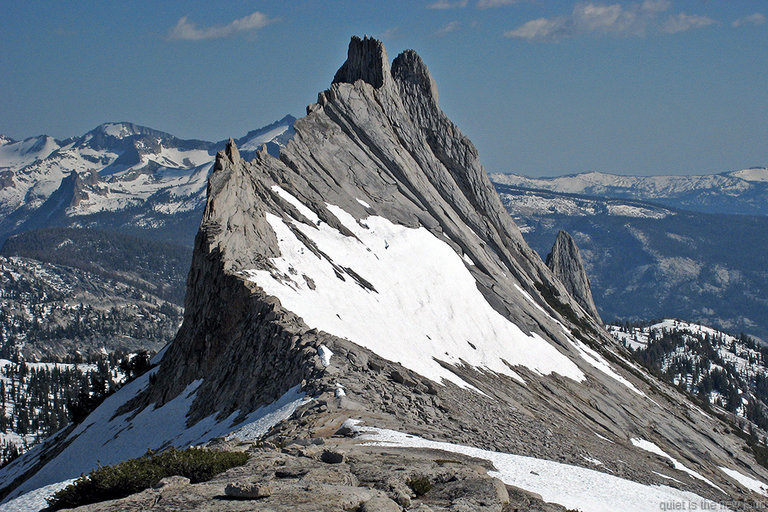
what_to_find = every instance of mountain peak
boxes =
[392,49,438,103]
[224,137,240,163]
[546,230,602,324]
[3,37,764,511]
[95,122,143,139]
[332,36,390,89]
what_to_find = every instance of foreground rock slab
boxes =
[58,436,570,512]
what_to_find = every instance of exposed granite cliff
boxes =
[546,230,602,324]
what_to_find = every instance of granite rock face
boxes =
[546,230,602,324]
[4,36,768,510]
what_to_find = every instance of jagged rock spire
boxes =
[332,36,390,89]
[225,137,240,163]
[546,230,602,324]
[392,49,438,103]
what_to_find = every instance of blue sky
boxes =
[1,1,766,176]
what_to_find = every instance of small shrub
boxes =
[47,447,248,510]
[406,474,433,496]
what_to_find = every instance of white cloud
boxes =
[732,12,766,28]
[167,11,275,41]
[477,0,521,8]
[662,13,715,34]
[573,3,635,33]
[436,21,462,35]
[505,1,716,41]
[427,0,467,9]
[504,17,567,41]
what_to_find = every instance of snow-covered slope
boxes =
[0,371,306,503]
[0,136,60,174]
[0,118,296,245]
[491,168,768,216]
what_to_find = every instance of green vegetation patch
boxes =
[47,447,248,510]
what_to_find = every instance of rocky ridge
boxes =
[1,36,768,511]
[52,434,565,512]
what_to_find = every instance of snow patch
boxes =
[718,466,768,496]
[1,373,306,502]
[244,199,586,390]
[239,125,291,151]
[630,438,724,493]
[562,329,644,396]
[317,345,333,367]
[225,385,308,441]
[271,186,320,224]
[356,425,729,512]
[653,471,682,483]
[0,478,75,512]
[729,168,768,183]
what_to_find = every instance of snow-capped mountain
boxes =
[0,116,296,246]
[491,168,768,216]
[1,36,766,511]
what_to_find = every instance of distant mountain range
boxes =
[0,116,296,246]
[491,168,768,216]
[3,119,766,344]
[491,172,768,341]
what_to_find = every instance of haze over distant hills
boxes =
[491,170,768,341]
[492,168,768,216]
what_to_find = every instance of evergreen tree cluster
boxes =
[616,323,768,431]
[0,350,152,468]
[0,302,177,346]
[0,255,182,359]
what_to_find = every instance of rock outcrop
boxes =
[3,36,768,511]
[546,230,602,323]
[55,435,565,512]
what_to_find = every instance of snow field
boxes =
[245,188,587,390]
[355,425,730,512]
[630,438,724,493]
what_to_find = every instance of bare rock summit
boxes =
[546,230,602,323]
